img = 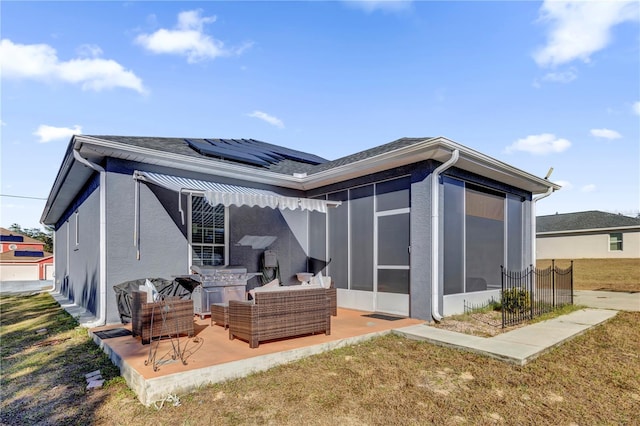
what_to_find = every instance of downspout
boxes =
[531,186,554,266]
[72,148,107,327]
[431,149,460,322]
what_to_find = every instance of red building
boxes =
[0,227,53,281]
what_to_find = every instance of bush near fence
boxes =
[501,260,573,328]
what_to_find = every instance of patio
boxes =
[89,308,423,406]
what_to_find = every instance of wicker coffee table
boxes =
[210,303,229,329]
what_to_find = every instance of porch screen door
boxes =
[375,210,410,316]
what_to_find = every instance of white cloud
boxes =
[554,180,573,190]
[633,101,640,116]
[581,184,596,193]
[0,39,145,93]
[34,124,82,143]
[542,68,577,83]
[76,44,103,58]
[505,133,571,155]
[344,0,413,13]
[590,128,622,140]
[533,0,639,68]
[247,111,284,129]
[135,9,251,63]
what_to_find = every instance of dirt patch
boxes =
[430,310,526,337]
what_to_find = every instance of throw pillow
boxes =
[145,279,160,302]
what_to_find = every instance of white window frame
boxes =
[188,195,229,267]
[74,211,79,247]
[609,232,623,252]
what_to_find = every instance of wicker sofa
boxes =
[228,287,331,348]
[131,290,194,344]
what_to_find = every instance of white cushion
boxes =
[144,279,159,302]
[249,278,280,299]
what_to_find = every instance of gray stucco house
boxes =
[537,211,640,259]
[41,135,559,324]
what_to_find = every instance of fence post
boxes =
[552,259,556,308]
[570,260,574,305]
[529,264,534,320]
[501,265,505,329]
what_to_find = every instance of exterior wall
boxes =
[537,230,640,259]
[54,181,101,316]
[409,170,434,321]
[105,168,189,324]
[54,221,69,293]
[0,264,39,280]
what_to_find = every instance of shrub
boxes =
[501,288,530,313]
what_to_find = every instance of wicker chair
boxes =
[131,290,194,344]
[228,287,331,348]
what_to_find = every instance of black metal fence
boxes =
[501,260,573,328]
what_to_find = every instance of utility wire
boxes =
[0,194,48,200]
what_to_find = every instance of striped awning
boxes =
[133,170,331,213]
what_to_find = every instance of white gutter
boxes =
[72,148,107,327]
[431,149,460,322]
[531,186,554,268]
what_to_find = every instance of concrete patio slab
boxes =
[89,308,424,406]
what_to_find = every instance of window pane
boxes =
[309,195,327,265]
[377,214,410,266]
[350,185,374,291]
[328,191,348,289]
[191,196,226,266]
[376,177,410,212]
[465,187,505,291]
[443,176,464,295]
[378,269,409,294]
[507,195,523,271]
[609,233,623,251]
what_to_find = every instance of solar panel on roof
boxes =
[244,139,325,165]
[14,250,44,257]
[0,235,23,242]
[206,139,283,163]
[185,139,270,167]
[186,138,326,167]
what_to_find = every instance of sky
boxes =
[1,0,639,231]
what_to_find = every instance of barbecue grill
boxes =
[177,265,260,319]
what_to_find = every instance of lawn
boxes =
[537,258,640,292]
[2,292,638,425]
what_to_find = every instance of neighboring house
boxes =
[536,211,640,259]
[40,135,558,324]
[0,227,54,281]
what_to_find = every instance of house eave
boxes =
[537,225,640,237]
[41,135,559,226]
[301,137,559,194]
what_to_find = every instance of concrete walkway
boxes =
[0,280,53,295]
[574,290,639,312]
[394,308,618,366]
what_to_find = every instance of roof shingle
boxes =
[537,211,640,233]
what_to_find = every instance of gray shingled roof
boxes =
[537,211,640,233]
[86,135,432,176]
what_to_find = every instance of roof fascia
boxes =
[301,137,559,193]
[76,135,305,188]
[537,225,640,236]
